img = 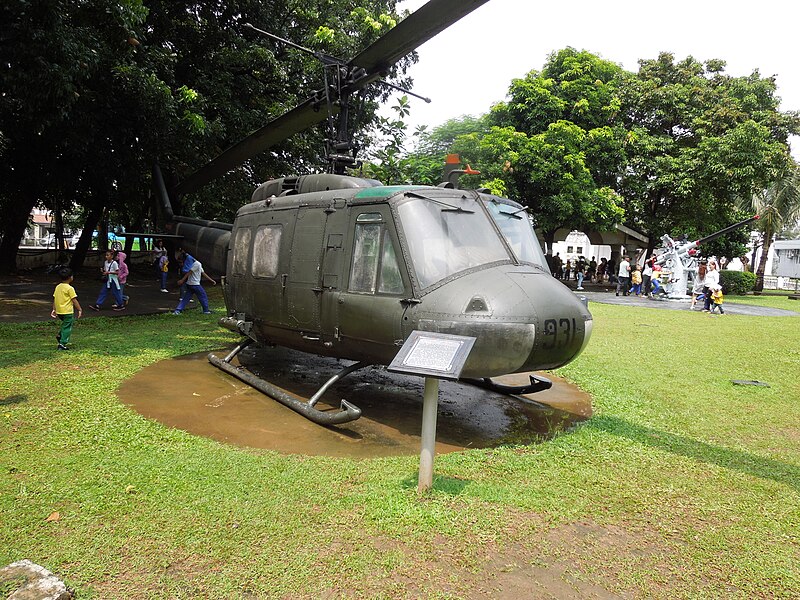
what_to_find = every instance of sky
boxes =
[387,0,799,157]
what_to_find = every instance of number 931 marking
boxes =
[542,318,578,349]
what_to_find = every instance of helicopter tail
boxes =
[152,162,231,276]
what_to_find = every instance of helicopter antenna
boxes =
[377,80,431,104]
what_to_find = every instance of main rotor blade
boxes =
[348,0,490,75]
[176,0,491,196]
[176,99,333,196]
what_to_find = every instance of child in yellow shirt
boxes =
[51,267,83,350]
[709,285,725,315]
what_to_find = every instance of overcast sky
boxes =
[388,0,799,157]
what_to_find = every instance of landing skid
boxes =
[207,339,365,426]
[461,374,552,396]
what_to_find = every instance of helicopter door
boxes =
[286,206,326,336]
[334,209,408,362]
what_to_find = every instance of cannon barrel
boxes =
[655,214,759,263]
[694,214,759,248]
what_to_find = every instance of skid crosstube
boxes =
[207,339,364,426]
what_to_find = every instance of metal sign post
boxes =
[388,331,476,494]
[418,377,440,492]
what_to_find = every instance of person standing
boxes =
[51,267,82,350]
[642,258,654,297]
[576,258,586,290]
[88,250,125,311]
[597,257,608,282]
[703,261,719,311]
[552,253,562,278]
[113,250,129,309]
[158,253,170,293]
[172,250,216,314]
[616,255,631,296]
[588,256,597,282]
[152,239,167,283]
[691,262,708,310]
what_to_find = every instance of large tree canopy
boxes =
[618,53,800,254]
[451,48,628,244]
[0,0,407,273]
[381,48,798,257]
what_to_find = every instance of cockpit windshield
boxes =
[397,193,510,288]
[483,200,548,269]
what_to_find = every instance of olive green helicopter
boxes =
[152,0,594,425]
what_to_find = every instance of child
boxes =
[113,250,129,308]
[630,265,643,296]
[51,267,82,350]
[159,253,169,292]
[88,250,125,311]
[709,284,725,315]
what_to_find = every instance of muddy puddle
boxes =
[118,345,591,458]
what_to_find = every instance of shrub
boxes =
[720,270,756,295]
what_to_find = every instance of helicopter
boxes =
[152,0,594,425]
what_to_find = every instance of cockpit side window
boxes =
[484,200,548,269]
[232,227,251,276]
[251,224,282,278]
[349,213,404,294]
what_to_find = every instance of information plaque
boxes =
[387,331,476,380]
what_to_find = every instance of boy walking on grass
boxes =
[51,267,82,350]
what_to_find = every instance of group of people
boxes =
[547,254,611,290]
[614,255,725,313]
[614,255,663,297]
[691,260,725,314]
[50,243,216,350]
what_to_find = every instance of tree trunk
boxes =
[69,204,103,272]
[543,229,556,253]
[0,195,37,275]
[754,232,772,292]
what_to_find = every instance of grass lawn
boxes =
[1,291,799,598]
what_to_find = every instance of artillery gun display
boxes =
[653,215,759,299]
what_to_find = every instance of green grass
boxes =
[1,295,799,598]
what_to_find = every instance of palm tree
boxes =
[742,164,800,291]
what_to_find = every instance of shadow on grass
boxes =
[0,312,234,370]
[401,474,471,495]
[589,415,800,492]
[0,394,26,406]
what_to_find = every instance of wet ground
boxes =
[119,345,592,458]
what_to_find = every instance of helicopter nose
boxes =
[407,267,592,378]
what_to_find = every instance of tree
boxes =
[0,0,408,273]
[617,53,800,255]
[740,164,800,291]
[448,48,628,246]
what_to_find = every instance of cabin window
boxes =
[378,230,403,293]
[349,214,403,294]
[232,228,251,276]
[252,225,282,278]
